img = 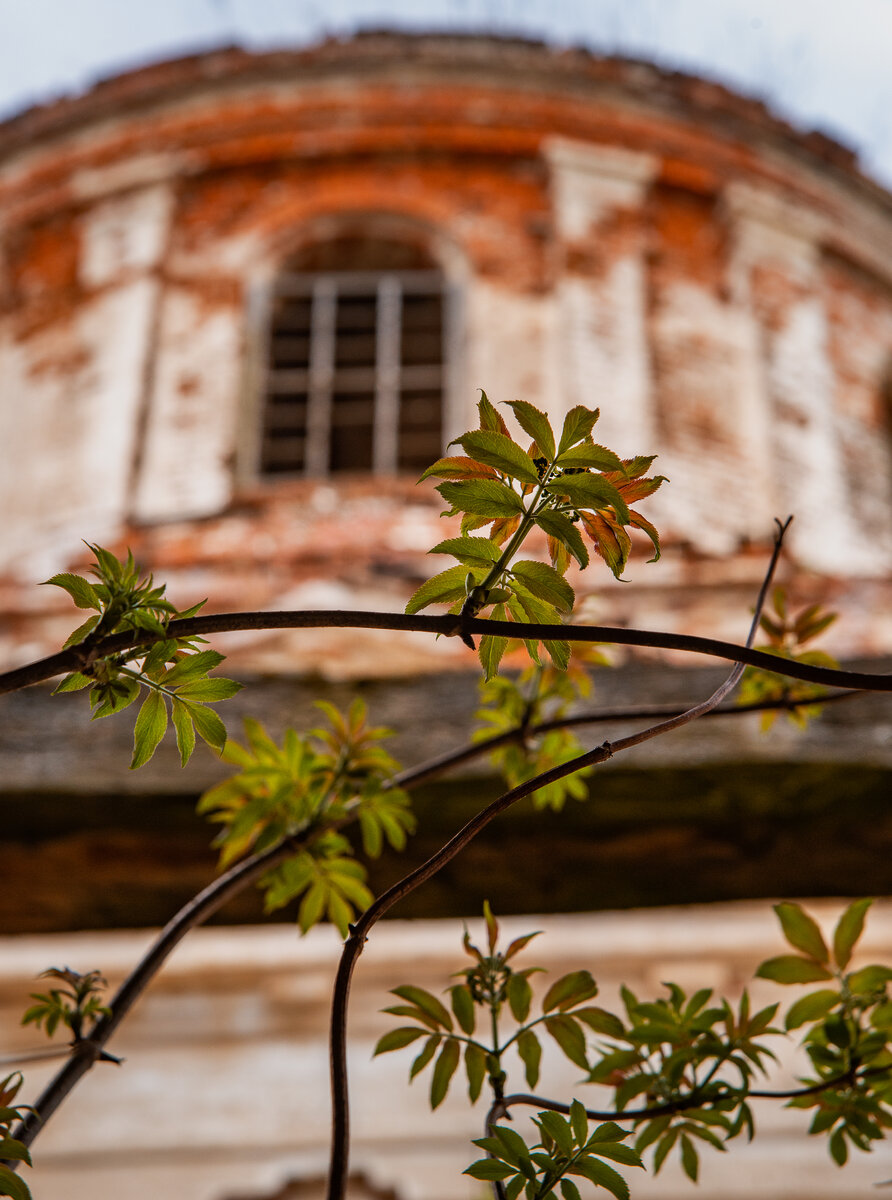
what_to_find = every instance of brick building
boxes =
[1,33,892,1199]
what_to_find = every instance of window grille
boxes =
[259,268,446,477]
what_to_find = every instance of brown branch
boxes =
[3,610,891,696]
[324,521,791,1200]
[488,1065,889,1126]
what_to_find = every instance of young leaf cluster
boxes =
[375,906,606,1109]
[467,1102,643,1200]
[21,967,109,1041]
[756,899,892,1165]
[46,545,242,768]
[0,1073,32,1200]
[198,700,414,935]
[474,650,607,811]
[407,394,664,678]
[737,587,838,729]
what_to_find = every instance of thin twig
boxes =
[324,520,792,1200]
[3,609,891,696]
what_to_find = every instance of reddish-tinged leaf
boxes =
[418,455,497,483]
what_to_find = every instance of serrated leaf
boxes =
[581,512,631,580]
[630,510,661,562]
[452,430,541,486]
[430,1037,460,1109]
[373,1027,426,1055]
[418,455,498,483]
[43,572,100,609]
[511,561,575,613]
[537,1110,573,1157]
[544,473,630,524]
[545,1015,589,1069]
[569,1157,628,1200]
[62,614,100,648]
[174,678,243,702]
[558,406,600,454]
[405,564,479,614]
[52,671,93,694]
[833,898,873,970]
[391,986,453,1030]
[535,511,589,568]
[774,902,829,964]
[130,689,168,769]
[560,1181,582,1200]
[188,703,227,753]
[555,443,623,472]
[507,400,555,460]
[437,479,525,519]
[171,697,196,766]
[755,956,834,984]
[570,1098,588,1146]
[430,536,502,565]
[784,989,840,1030]
[517,1029,542,1088]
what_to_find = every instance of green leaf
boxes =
[784,989,840,1031]
[575,1007,625,1038]
[755,956,834,984]
[517,1029,542,1088]
[170,698,196,767]
[161,649,225,684]
[0,1164,33,1200]
[62,614,100,648]
[452,430,541,486]
[410,1035,440,1080]
[130,689,168,769]
[419,455,498,483]
[430,536,502,566]
[507,973,533,1023]
[774,902,829,964]
[507,400,556,460]
[510,561,575,613]
[560,1181,582,1200]
[405,564,478,615]
[535,511,589,568]
[464,1160,515,1181]
[570,1098,588,1147]
[373,1027,426,1055]
[847,965,892,993]
[829,1126,848,1166]
[52,671,93,694]
[680,1134,699,1182]
[542,971,598,1013]
[558,406,600,454]
[545,1015,589,1069]
[479,632,510,681]
[544,474,630,524]
[537,1110,574,1157]
[569,1157,629,1200]
[43,572,99,609]
[297,880,326,932]
[174,678,243,702]
[589,1142,643,1167]
[436,479,525,519]
[391,986,453,1031]
[188,703,227,753]
[465,1042,487,1103]
[450,985,476,1035]
[0,1140,29,1168]
[833,899,873,970]
[555,443,623,472]
[430,1037,460,1109]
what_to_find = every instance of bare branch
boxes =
[3,608,891,696]
[324,521,791,1200]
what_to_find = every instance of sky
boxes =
[1,0,891,187]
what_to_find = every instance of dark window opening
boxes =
[259,237,446,477]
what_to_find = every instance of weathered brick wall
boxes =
[1,34,891,673]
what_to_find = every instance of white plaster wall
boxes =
[0,278,159,577]
[132,288,243,522]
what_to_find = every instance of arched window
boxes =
[258,236,447,477]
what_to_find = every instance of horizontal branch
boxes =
[2,610,891,695]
